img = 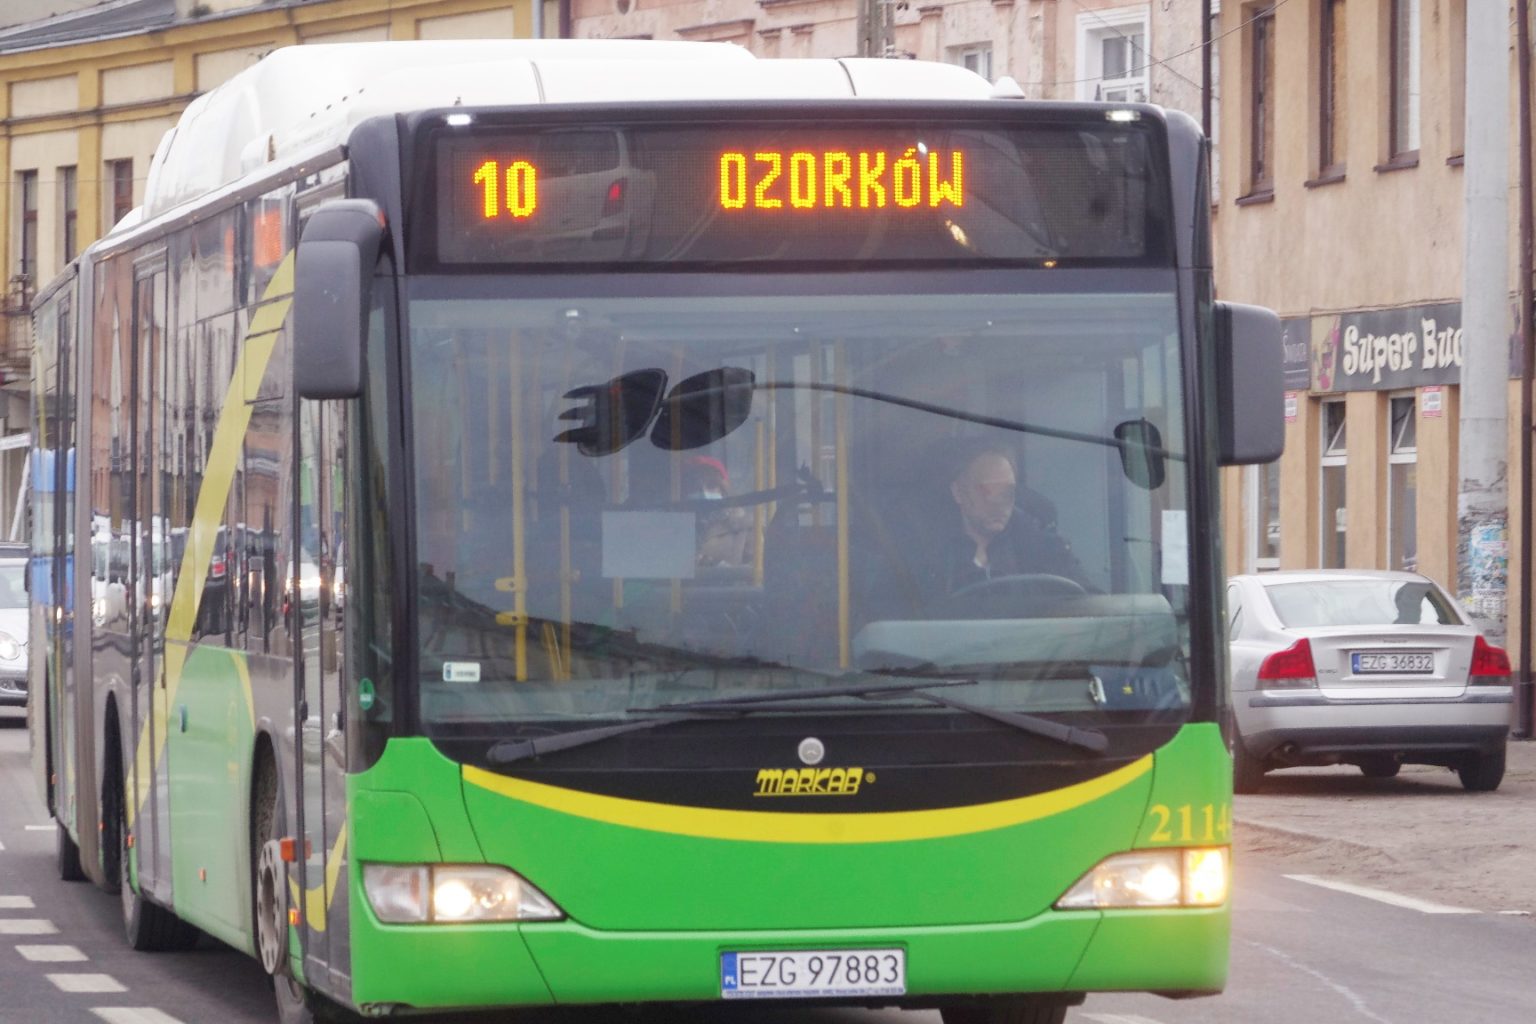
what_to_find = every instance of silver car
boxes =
[0,552,26,707]
[1227,570,1512,793]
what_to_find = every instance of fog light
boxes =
[1056,847,1229,909]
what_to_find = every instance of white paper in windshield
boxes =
[1161,510,1189,585]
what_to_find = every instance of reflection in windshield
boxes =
[0,565,23,609]
[409,286,1191,727]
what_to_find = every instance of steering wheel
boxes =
[928,573,1087,618]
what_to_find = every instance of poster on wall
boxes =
[1280,318,1311,390]
[1310,302,1462,392]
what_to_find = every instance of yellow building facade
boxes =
[0,0,541,528]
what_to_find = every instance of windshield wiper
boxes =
[486,712,735,766]
[649,680,1109,755]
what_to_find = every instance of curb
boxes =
[1235,817,1396,859]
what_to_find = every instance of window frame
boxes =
[109,158,134,227]
[1317,0,1346,178]
[950,44,994,82]
[1075,6,1152,104]
[1387,0,1421,162]
[1387,391,1417,571]
[1247,3,1278,195]
[59,165,78,264]
[1319,398,1347,568]
[17,169,38,290]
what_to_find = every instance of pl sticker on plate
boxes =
[442,661,482,684]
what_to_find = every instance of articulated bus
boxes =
[31,41,1282,1024]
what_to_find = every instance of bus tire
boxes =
[104,716,201,952]
[56,820,86,882]
[253,754,355,1024]
[1458,744,1506,793]
[1232,733,1266,795]
[941,1000,1069,1024]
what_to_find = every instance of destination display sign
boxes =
[427,120,1171,266]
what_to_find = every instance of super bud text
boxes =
[720,148,966,211]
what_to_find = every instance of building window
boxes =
[1320,399,1347,568]
[1248,4,1277,192]
[1318,0,1347,175]
[59,166,78,263]
[1448,0,1466,160]
[1210,3,1222,201]
[1248,460,1281,570]
[17,170,38,289]
[1389,0,1421,158]
[1077,7,1150,103]
[951,45,993,81]
[109,159,134,226]
[1388,394,1417,571]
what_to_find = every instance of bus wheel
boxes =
[254,762,353,1024]
[56,821,86,882]
[941,1000,1069,1024]
[110,749,199,951]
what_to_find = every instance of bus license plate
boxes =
[720,949,906,999]
[1352,651,1434,674]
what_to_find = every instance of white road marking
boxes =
[1285,874,1479,914]
[16,944,87,962]
[92,1011,187,1024]
[1081,1014,1168,1024]
[48,973,128,993]
[0,895,36,909]
[24,824,53,831]
[0,839,7,850]
[1246,940,1393,1024]
[0,919,58,934]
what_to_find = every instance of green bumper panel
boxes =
[345,726,1231,1010]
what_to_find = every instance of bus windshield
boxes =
[408,275,1192,731]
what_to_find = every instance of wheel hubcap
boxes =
[256,840,287,975]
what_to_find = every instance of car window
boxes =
[0,564,24,609]
[1263,579,1461,628]
[1226,584,1243,640]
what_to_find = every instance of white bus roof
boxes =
[139,40,1012,225]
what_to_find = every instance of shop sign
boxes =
[1280,318,1311,390]
[1311,302,1461,392]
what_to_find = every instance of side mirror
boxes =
[1215,301,1285,465]
[650,368,755,450]
[294,200,386,400]
[554,369,669,456]
[1114,418,1166,490]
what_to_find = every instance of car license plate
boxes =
[720,949,905,999]
[1351,651,1434,674]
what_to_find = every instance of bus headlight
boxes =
[362,864,564,924]
[0,633,18,661]
[1055,847,1229,909]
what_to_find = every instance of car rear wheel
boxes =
[1358,756,1400,779]
[1232,733,1267,794]
[1457,745,1506,792]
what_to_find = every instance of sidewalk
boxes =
[1234,738,1536,917]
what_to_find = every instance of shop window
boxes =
[1388,394,1417,571]
[1077,7,1150,103]
[1320,399,1347,567]
[1247,459,1281,571]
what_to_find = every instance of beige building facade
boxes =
[1214,0,1536,729]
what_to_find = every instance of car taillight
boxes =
[210,554,226,579]
[1470,635,1511,681]
[1257,638,1317,689]
[603,178,626,216]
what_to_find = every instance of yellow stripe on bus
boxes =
[462,756,1152,844]
[128,253,295,828]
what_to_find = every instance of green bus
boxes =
[31,39,1282,1024]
